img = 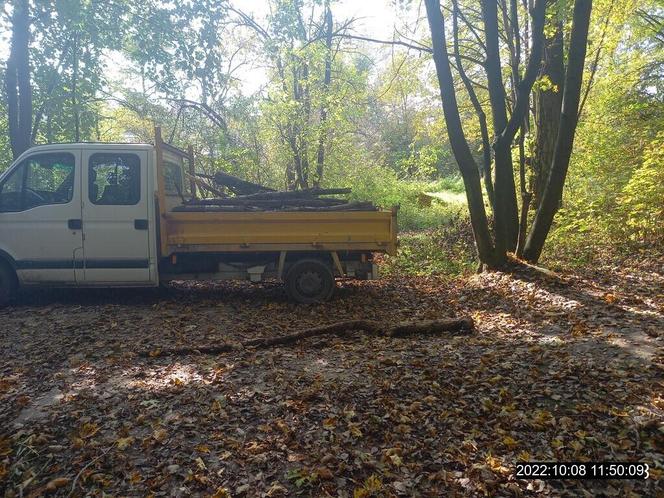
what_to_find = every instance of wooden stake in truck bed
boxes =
[0,128,397,304]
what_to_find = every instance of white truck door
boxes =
[81,149,152,284]
[0,150,83,283]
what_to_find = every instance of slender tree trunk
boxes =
[314,1,333,188]
[516,118,532,257]
[533,24,564,206]
[481,0,518,254]
[424,0,500,267]
[300,62,311,189]
[72,31,80,142]
[451,0,495,212]
[523,0,593,262]
[5,0,32,159]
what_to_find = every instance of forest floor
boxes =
[0,257,662,497]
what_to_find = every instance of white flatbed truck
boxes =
[0,131,397,304]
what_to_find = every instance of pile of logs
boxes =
[176,171,377,212]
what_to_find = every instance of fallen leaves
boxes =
[45,476,70,491]
[0,263,662,496]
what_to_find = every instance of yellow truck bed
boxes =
[153,129,397,258]
[162,210,398,255]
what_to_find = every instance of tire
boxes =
[0,263,16,307]
[284,259,336,304]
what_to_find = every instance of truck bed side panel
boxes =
[162,211,397,255]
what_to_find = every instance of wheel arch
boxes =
[0,249,19,287]
[0,248,17,270]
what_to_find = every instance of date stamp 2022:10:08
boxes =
[515,462,651,480]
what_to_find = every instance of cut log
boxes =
[139,317,474,358]
[213,171,275,195]
[186,198,348,207]
[186,174,227,199]
[281,202,376,211]
[234,188,352,200]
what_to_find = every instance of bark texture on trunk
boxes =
[5,0,32,159]
[533,24,565,206]
[523,0,593,262]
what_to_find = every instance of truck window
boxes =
[164,161,184,196]
[0,153,75,212]
[89,153,140,205]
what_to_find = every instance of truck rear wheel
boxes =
[285,259,335,304]
[0,263,16,307]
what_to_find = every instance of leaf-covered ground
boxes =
[1,260,662,497]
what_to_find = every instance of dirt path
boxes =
[0,265,662,497]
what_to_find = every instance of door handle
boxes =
[134,219,149,230]
[68,219,82,230]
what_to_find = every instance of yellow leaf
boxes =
[517,450,531,461]
[79,422,99,439]
[570,440,584,451]
[195,444,210,453]
[149,349,162,357]
[551,438,564,449]
[322,417,337,430]
[502,436,519,449]
[116,436,134,450]
[152,428,168,442]
[349,424,363,437]
[195,457,206,470]
[210,487,231,498]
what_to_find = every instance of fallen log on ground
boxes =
[139,317,474,358]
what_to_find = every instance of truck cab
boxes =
[0,144,160,295]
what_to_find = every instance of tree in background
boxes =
[424,0,593,265]
[3,0,130,157]
[4,0,31,158]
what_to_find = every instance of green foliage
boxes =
[619,131,664,244]
[541,2,664,268]
[0,0,661,275]
[382,214,477,277]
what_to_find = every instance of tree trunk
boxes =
[533,24,564,206]
[314,1,333,188]
[523,0,593,262]
[480,0,519,254]
[424,0,500,267]
[451,0,495,212]
[72,31,80,142]
[5,0,32,159]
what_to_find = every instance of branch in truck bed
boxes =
[233,188,352,200]
[212,171,276,195]
[173,201,377,212]
[140,317,475,357]
[186,198,348,207]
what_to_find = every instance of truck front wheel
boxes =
[0,263,16,307]
[285,259,335,304]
